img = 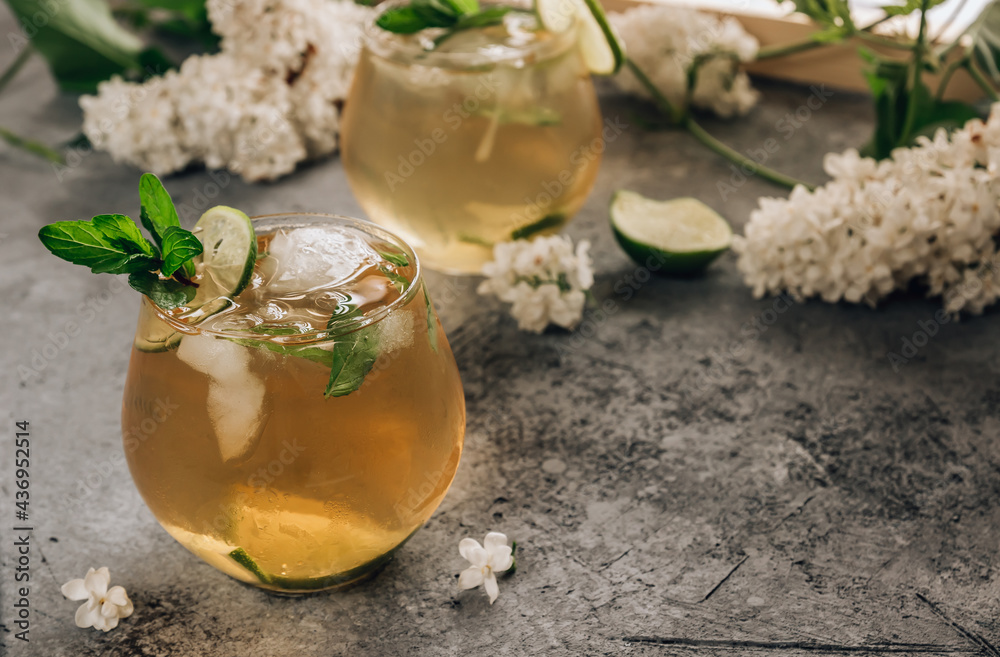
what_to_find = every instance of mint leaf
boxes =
[377,6,438,32]
[91,213,158,258]
[451,6,511,30]
[377,248,410,267]
[128,271,196,309]
[325,325,379,398]
[160,226,203,277]
[444,0,479,15]
[39,219,159,274]
[139,173,181,245]
[379,266,410,293]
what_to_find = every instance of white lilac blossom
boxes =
[61,567,134,632]
[734,104,1000,315]
[608,5,760,119]
[79,0,373,182]
[458,532,515,604]
[478,235,595,333]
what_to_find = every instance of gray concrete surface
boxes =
[1,6,999,656]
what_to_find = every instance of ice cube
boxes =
[266,227,377,294]
[378,310,414,354]
[177,334,266,462]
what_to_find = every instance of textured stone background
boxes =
[1,6,998,656]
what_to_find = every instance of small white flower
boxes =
[478,235,594,333]
[458,532,515,605]
[61,567,134,632]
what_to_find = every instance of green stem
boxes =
[0,126,65,164]
[0,47,33,96]
[935,57,965,100]
[755,15,901,61]
[626,58,682,123]
[965,60,1000,101]
[683,116,812,190]
[898,0,930,144]
[855,30,915,50]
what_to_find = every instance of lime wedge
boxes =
[536,0,623,75]
[610,190,732,275]
[191,206,257,307]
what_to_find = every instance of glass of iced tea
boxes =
[340,2,604,274]
[121,214,465,594]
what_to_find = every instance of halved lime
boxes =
[191,206,257,307]
[536,0,624,75]
[610,190,732,275]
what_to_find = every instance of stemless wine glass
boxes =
[121,214,465,594]
[341,2,604,274]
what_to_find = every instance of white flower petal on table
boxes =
[61,578,89,601]
[458,567,485,590]
[84,567,110,597]
[483,572,500,605]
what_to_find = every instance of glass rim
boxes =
[146,212,422,344]
[362,0,580,70]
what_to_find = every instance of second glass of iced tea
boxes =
[122,214,465,594]
[341,3,604,274]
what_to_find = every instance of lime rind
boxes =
[192,206,258,304]
[610,190,732,276]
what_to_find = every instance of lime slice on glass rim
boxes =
[535,0,624,75]
[610,190,732,276]
[134,206,257,352]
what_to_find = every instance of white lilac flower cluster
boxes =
[734,105,1000,315]
[79,0,373,182]
[478,235,594,333]
[608,5,760,119]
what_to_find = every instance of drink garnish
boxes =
[376,0,514,45]
[37,173,263,310]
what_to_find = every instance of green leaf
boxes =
[455,6,510,28]
[376,248,410,267]
[510,213,566,240]
[443,0,478,16]
[39,218,159,274]
[325,324,380,398]
[138,172,181,246]
[127,270,196,309]
[159,226,203,277]
[91,213,157,257]
[377,6,438,33]
[379,266,410,293]
[4,0,148,93]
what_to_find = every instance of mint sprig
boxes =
[376,0,514,44]
[38,173,204,309]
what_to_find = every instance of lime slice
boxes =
[536,0,624,75]
[191,206,257,307]
[610,190,732,275]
